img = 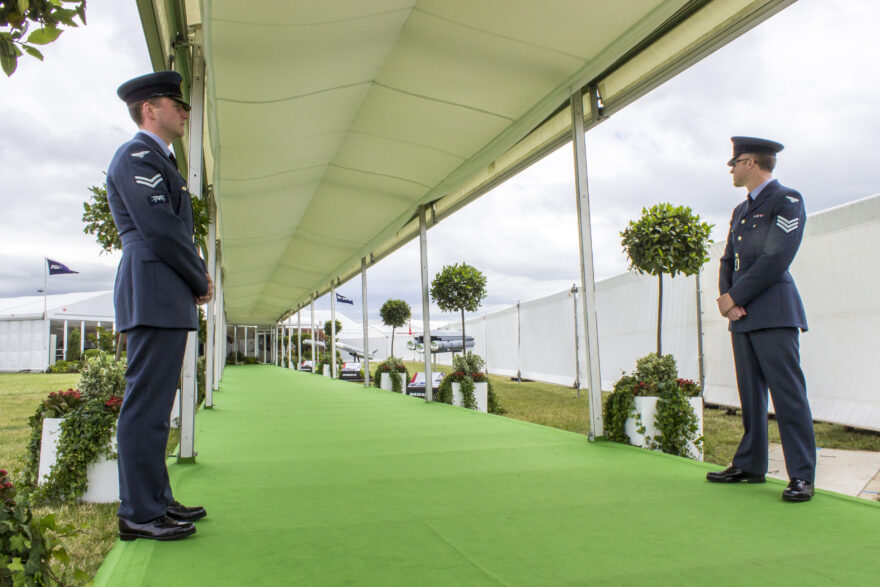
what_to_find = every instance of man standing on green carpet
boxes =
[108,71,212,540]
[706,136,816,502]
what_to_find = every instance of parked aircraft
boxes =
[407,331,475,353]
[302,338,377,360]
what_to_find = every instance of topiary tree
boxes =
[379,299,410,358]
[620,203,712,356]
[430,262,487,355]
[323,320,342,343]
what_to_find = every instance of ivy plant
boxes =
[620,203,712,356]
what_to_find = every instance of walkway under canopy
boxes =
[95,367,880,585]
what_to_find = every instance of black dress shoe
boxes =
[706,465,765,484]
[782,479,814,502]
[166,501,207,522]
[119,516,196,541]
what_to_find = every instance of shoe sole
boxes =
[119,527,196,542]
[706,476,766,484]
[782,493,813,502]
[167,511,207,522]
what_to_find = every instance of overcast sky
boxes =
[1,0,878,327]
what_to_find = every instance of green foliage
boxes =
[379,299,411,358]
[620,203,713,278]
[82,182,210,256]
[24,389,84,488]
[604,353,702,458]
[603,375,637,443]
[27,354,126,503]
[430,263,487,314]
[47,360,78,374]
[323,320,342,340]
[373,357,408,393]
[430,263,487,354]
[0,0,86,76]
[86,325,116,355]
[621,203,712,355]
[634,353,678,388]
[66,328,81,362]
[315,350,343,378]
[1,470,87,585]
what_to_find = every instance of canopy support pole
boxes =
[204,199,216,408]
[570,86,604,440]
[362,257,370,387]
[419,205,433,402]
[179,31,206,462]
[213,254,224,388]
[310,298,316,371]
[297,310,302,370]
[330,283,337,379]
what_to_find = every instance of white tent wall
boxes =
[700,194,880,431]
[0,320,43,372]
[443,194,880,431]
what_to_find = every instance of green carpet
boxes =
[95,366,880,586]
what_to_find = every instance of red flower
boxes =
[105,396,124,413]
[0,469,7,477]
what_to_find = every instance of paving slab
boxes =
[767,443,880,499]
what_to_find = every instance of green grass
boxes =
[0,373,179,584]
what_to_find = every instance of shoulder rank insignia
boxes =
[134,174,163,188]
[785,195,800,203]
[130,150,150,158]
[148,194,168,205]
[776,216,799,233]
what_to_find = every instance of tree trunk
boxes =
[461,309,466,361]
[391,327,395,359]
[115,333,125,361]
[657,274,663,356]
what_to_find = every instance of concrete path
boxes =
[767,443,880,500]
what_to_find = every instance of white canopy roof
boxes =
[138,0,794,325]
[0,291,114,321]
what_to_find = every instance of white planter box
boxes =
[38,417,119,503]
[323,364,331,377]
[474,382,488,413]
[624,396,703,461]
[451,381,488,412]
[380,372,405,392]
[452,382,463,407]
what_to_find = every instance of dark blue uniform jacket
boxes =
[107,133,207,332]
[719,179,808,333]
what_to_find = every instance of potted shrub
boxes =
[603,353,703,460]
[373,357,408,393]
[26,353,126,503]
[435,353,502,414]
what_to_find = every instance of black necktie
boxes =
[169,152,178,168]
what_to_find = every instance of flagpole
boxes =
[43,258,48,320]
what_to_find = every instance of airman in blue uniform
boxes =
[706,137,816,502]
[107,71,212,540]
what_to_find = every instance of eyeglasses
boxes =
[729,157,752,168]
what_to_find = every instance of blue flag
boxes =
[47,258,78,275]
[336,293,354,305]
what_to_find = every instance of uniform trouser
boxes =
[731,327,816,482]
[117,326,188,522]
